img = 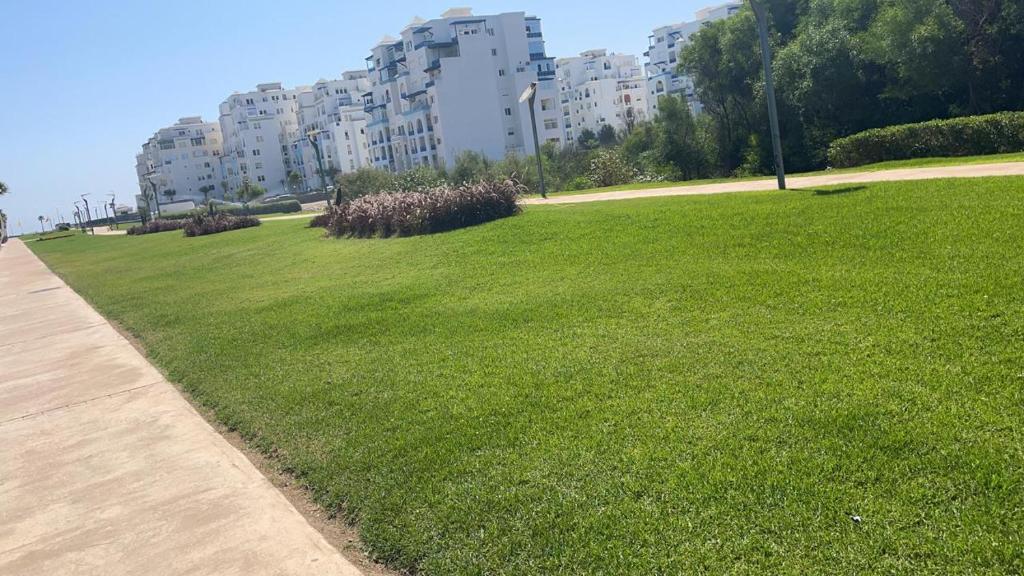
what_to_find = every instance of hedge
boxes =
[183,213,261,237]
[127,220,187,236]
[162,200,302,220]
[827,112,1024,168]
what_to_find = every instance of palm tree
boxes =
[0,181,8,197]
[38,215,46,233]
[235,179,266,215]
[162,189,177,204]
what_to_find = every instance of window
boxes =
[544,119,558,130]
[252,149,261,156]
[505,107,512,116]
[491,49,498,56]
[256,175,266,183]
[540,98,553,111]
[498,69,506,77]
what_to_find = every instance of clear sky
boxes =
[0,0,712,233]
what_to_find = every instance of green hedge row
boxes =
[827,112,1024,168]
[162,200,302,220]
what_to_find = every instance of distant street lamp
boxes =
[750,0,786,190]
[306,131,330,201]
[144,171,161,218]
[73,203,85,232]
[519,82,548,199]
[80,193,94,235]
[108,193,118,230]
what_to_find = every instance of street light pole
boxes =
[519,82,547,199]
[750,0,786,190]
[307,131,330,202]
[80,194,94,235]
[144,171,161,218]
[108,193,117,230]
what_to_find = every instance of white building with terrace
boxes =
[134,117,224,210]
[292,71,373,191]
[556,50,648,144]
[645,2,742,116]
[218,83,305,196]
[363,8,564,173]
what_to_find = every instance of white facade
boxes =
[135,117,224,210]
[218,83,304,197]
[645,2,742,116]
[556,50,648,144]
[292,71,373,191]
[363,9,563,173]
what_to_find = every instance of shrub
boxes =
[218,200,301,217]
[827,112,1024,168]
[323,178,524,239]
[127,219,186,236]
[587,149,638,188]
[394,166,447,193]
[309,209,336,229]
[334,168,396,203]
[183,213,261,237]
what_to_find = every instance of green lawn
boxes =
[537,151,1024,198]
[29,177,1024,574]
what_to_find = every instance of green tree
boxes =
[333,168,394,204]
[597,124,618,147]
[235,179,266,214]
[38,215,46,233]
[199,185,216,214]
[161,189,177,204]
[287,171,303,193]
[449,151,493,185]
[0,181,8,197]
[577,128,600,150]
[655,95,710,180]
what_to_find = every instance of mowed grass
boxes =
[539,151,1024,198]
[29,177,1024,574]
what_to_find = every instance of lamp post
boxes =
[306,131,330,201]
[80,194,94,235]
[108,193,117,230]
[73,203,85,232]
[749,0,786,190]
[144,171,161,218]
[519,82,548,199]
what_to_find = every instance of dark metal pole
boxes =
[526,83,547,199]
[750,0,786,190]
[308,133,330,201]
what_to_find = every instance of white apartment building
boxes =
[292,71,373,191]
[363,9,564,173]
[556,50,648,144]
[645,2,742,116]
[218,83,304,196]
[135,117,224,209]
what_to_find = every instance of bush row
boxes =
[161,200,302,220]
[183,213,261,237]
[827,112,1024,168]
[314,178,524,238]
[127,220,186,235]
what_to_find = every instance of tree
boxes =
[287,171,303,193]
[655,94,709,180]
[597,124,618,147]
[161,189,177,204]
[199,185,216,214]
[0,181,7,196]
[235,179,266,214]
[333,168,395,204]
[577,128,600,150]
[449,151,493,185]
[38,215,46,233]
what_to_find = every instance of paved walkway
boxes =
[0,239,362,576]
[522,161,1024,205]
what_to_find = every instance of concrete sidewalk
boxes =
[0,239,362,575]
[522,161,1024,205]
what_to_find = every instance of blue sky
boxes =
[0,0,711,233]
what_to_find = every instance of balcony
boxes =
[538,70,556,79]
[529,52,546,62]
[527,32,543,39]
[424,59,441,73]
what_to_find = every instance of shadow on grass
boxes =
[809,186,868,196]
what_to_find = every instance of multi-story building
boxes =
[218,83,304,197]
[556,49,648,144]
[645,2,742,116]
[134,117,224,209]
[292,71,373,191]
[363,9,563,173]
